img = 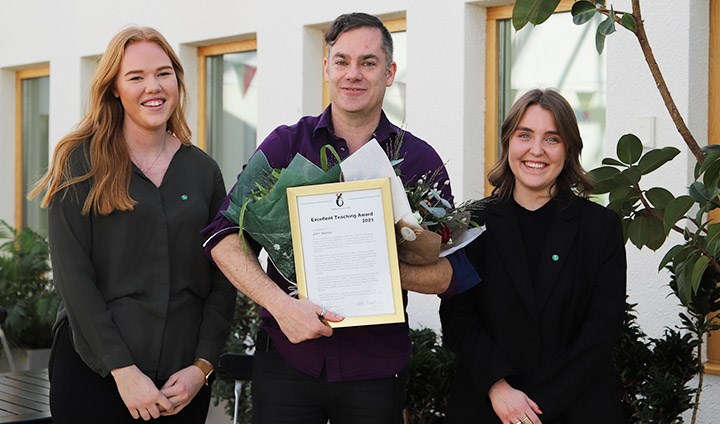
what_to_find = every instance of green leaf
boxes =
[645,213,666,251]
[621,166,642,185]
[690,255,710,294]
[637,146,680,175]
[617,134,643,165]
[627,214,650,249]
[645,187,674,210]
[659,244,686,271]
[609,184,633,204]
[592,179,620,195]
[595,28,607,54]
[663,195,693,234]
[703,156,720,189]
[688,182,711,204]
[598,14,617,36]
[587,165,620,182]
[512,0,562,30]
[571,1,597,25]
[619,13,637,32]
[699,149,720,174]
[681,251,702,301]
[602,157,627,167]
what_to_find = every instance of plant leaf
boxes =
[659,244,686,271]
[595,27,607,54]
[703,156,720,188]
[663,195,693,235]
[688,181,711,204]
[609,184,633,204]
[619,12,637,32]
[627,214,650,249]
[572,1,597,25]
[637,146,680,175]
[645,214,666,251]
[645,187,674,210]
[690,255,710,294]
[602,157,627,167]
[617,134,643,165]
[512,0,561,30]
[621,166,642,185]
[598,9,617,35]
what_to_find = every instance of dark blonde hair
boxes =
[487,88,593,201]
[29,26,191,215]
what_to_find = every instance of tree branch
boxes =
[630,0,704,163]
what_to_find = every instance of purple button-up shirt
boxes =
[202,106,479,382]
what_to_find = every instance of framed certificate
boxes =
[287,178,404,328]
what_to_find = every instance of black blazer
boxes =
[440,193,627,424]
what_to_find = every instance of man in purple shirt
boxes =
[202,12,479,424]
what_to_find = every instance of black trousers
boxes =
[251,333,407,424]
[49,320,211,424]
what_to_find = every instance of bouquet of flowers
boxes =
[222,147,341,285]
[393,167,486,264]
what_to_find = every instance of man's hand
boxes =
[111,365,173,421]
[212,235,344,343]
[488,378,543,424]
[273,297,344,343]
[159,366,205,416]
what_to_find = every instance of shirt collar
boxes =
[313,105,400,145]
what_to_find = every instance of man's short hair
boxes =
[325,12,394,66]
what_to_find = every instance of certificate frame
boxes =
[287,178,404,328]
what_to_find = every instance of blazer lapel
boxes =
[486,199,540,324]
[534,195,580,312]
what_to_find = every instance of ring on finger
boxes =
[318,308,327,320]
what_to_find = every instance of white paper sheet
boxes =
[339,139,414,225]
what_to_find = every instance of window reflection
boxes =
[205,50,258,192]
[21,75,49,236]
[498,13,606,171]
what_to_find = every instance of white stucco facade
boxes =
[1,0,717,422]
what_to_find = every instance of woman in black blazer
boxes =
[440,89,626,424]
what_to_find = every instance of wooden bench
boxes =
[0,369,51,423]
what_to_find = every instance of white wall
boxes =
[1,0,717,422]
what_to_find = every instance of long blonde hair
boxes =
[29,26,191,216]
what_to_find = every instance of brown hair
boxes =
[487,88,593,201]
[325,12,394,68]
[29,26,191,215]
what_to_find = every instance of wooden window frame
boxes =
[197,39,258,151]
[15,66,50,229]
[321,18,406,108]
[484,0,574,195]
[706,0,720,376]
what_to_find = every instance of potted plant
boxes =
[0,220,59,370]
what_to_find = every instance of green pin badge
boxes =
[181,194,188,201]
[551,254,559,262]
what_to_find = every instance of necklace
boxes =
[132,134,167,174]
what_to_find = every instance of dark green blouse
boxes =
[48,143,236,380]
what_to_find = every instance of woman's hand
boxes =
[488,378,543,424]
[158,365,206,415]
[111,365,173,420]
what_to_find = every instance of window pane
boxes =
[22,76,49,236]
[206,51,258,191]
[498,13,606,171]
[383,31,406,126]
